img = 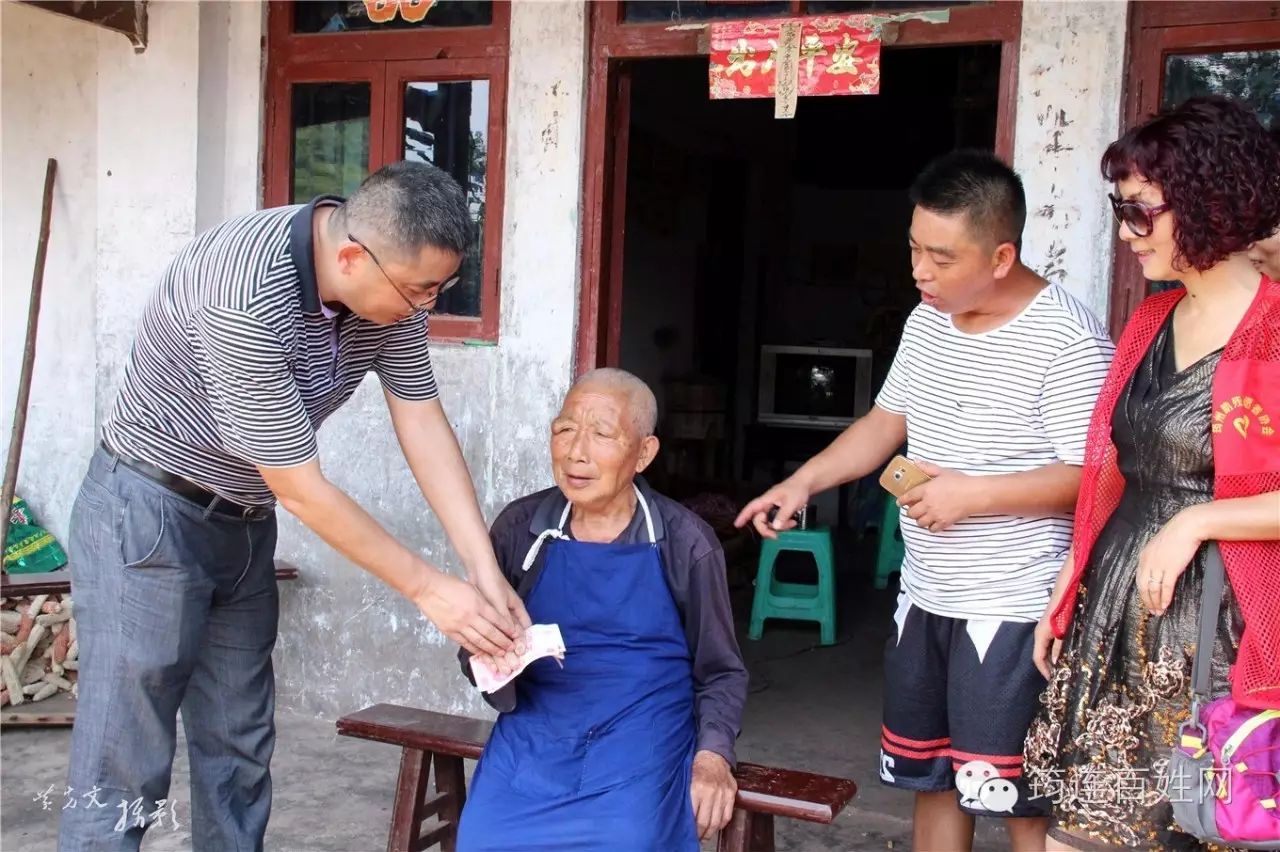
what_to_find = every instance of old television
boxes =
[757,345,872,429]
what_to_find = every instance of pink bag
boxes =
[1170,545,1280,848]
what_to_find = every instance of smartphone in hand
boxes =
[879,455,933,498]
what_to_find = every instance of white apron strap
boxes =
[520,485,655,572]
[634,484,657,545]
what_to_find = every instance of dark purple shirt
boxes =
[459,476,748,766]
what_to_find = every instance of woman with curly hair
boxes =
[1023,96,1280,851]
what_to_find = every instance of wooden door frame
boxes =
[1107,1,1280,337]
[574,0,1024,375]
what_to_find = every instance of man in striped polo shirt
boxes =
[60,162,528,851]
[737,151,1114,852]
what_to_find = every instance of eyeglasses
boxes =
[347,233,459,312]
[1108,194,1171,238]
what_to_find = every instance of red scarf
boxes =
[1050,275,1280,710]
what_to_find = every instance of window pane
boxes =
[624,1,790,23]
[402,80,490,318]
[1162,49,1280,129]
[293,0,492,33]
[1149,49,1279,295]
[804,1,982,11]
[292,83,371,203]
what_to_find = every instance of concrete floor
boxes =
[1,543,1010,851]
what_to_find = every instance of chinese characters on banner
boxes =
[708,15,882,108]
[364,0,437,24]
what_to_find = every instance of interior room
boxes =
[619,42,999,570]
[613,44,1002,821]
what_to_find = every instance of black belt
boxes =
[100,442,272,521]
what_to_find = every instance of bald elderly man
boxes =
[456,369,749,851]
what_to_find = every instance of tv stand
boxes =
[756,417,852,432]
[743,421,855,530]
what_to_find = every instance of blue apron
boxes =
[458,488,698,852]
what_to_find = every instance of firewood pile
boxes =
[0,593,77,707]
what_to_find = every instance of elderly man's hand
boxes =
[690,750,737,841]
[470,646,524,678]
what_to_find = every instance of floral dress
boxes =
[1024,318,1244,850]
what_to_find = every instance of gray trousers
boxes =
[58,448,279,852]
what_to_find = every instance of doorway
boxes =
[576,6,1024,834]
[617,44,1000,510]
[613,46,999,581]
[578,6,1012,836]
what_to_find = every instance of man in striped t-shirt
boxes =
[737,151,1113,852]
[60,163,528,851]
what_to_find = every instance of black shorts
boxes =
[878,595,1051,818]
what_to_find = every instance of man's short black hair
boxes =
[332,161,472,260]
[909,150,1027,251]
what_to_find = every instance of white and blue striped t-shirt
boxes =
[101,197,439,507]
[877,284,1114,622]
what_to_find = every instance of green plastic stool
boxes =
[873,496,904,590]
[748,527,836,645]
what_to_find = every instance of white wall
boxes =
[270,0,589,718]
[1,4,103,539]
[1,1,265,539]
[1,0,588,722]
[1014,0,1128,322]
[95,2,204,424]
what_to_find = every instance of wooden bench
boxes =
[337,703,857,852]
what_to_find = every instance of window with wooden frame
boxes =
[1108,1,1280,338]
[265,1,510,342]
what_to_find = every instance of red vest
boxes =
[1050,276,1280,710]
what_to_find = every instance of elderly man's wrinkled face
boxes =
[550,385,658,513]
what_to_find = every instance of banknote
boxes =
[470,623,566,693]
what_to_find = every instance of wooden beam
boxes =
[20,1,146,52]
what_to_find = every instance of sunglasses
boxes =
[1108,194,1171,239]
[348,233,460,312]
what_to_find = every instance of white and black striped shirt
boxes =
[101,197,439,506]
[877,285,1114,622]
